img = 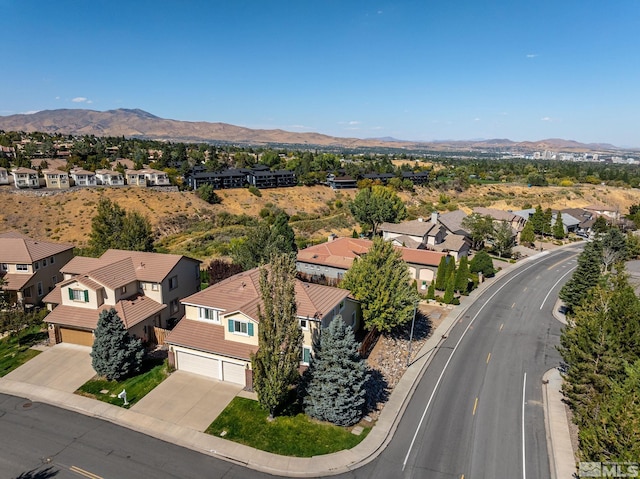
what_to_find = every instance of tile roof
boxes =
[389,235,423,249]
[166,319,258,361]
[61,257,105,276]
[45,294,166,330]
[87,257,138,289]
[181,268,351,321]
[473,207,525,223]
[431,234,469,253]
[0,232,73,263]
[297,237,447,269]
[99,250,200,283]
[438,210,469,235]
[11,167,37,174]
[0,273,32,291]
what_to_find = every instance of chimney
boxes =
[431,212,439,224]
[417,217,423,222]
[328,233,337,242]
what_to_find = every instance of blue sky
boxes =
[2,1,639,147]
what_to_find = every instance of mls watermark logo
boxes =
[579,462,640,477]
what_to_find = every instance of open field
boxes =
[1,183,639,260]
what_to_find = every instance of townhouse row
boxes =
[0,167,171,189]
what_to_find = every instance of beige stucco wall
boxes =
[63,281,100,309]
[223,311,258,346]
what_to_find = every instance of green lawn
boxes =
[206,397,370,457]
[76,358,169,408]
[0,326,47,377]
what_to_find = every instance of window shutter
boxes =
[248,323,254,336]
[68,288,74,300]
[303,348,311,364]
[84,290,89,302]
[228,319,234,332]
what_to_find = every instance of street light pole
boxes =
[406,300,418,367]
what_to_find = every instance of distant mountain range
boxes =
[0,108,622,153]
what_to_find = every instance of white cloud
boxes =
[541,116,552,121]
[55,96,60,100]
[22,110,40,115]
[526,53,539,58]
[87,100,93,104]
[474,117,481,122]
[349,120,361,125]
[71,97,88,103]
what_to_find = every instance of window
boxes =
[169,276,178,290]
[34,261,39,270]
[302,346,312,365]
[199,307,219,322]
[69,288,89,302]
[0,263,7,272]
[339,299,345,311]
[140,281,146,290]
[17,264,28,272]
[37,282,43,297]
[52,275,57,285]
[170,299,179,314]
[151,283,159,291]
[120,286,127,294]
[42,258,47,266]
[195,265,200,280]
[23,287,32,298]
[299,319,308,330]
[228,319,253,336]
[50,256,55,264]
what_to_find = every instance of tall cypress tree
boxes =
[303,315,368,426]
[553,212,565,239]
[91,308,144,381]
[454,256,470,294]
[434,256,449,290]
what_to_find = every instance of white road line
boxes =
[522,372,527,479]
[539,266,575,310]
[401,260,542,471]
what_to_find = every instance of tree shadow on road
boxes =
[14,466,59,479]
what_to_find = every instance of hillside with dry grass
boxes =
[1,183,639,261]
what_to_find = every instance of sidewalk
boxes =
[0,247,577,477]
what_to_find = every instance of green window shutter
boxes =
[84,290,89,302]
[228,319,234,332]
[248,323,254,336]
[303,348,311,364]
[68,288,74,300]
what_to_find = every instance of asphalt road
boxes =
[348,246,580,479]
[0,247,579,479]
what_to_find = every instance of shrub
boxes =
[248,185,262,197]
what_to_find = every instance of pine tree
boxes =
[531,205,546,235]
[469,250,496,277]
[443,271,455,304]
[303,315,368,426]
[454,256,470,294]
[543,208,553,236]
[91,308,144,381]
[553,212,565,239]
[251,254,302,418]
[559,240,603,313]
[426,281,435,300]
[520,220,535,246]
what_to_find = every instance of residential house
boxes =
[380,214,447,249]
[246,166,296,188]
[583,204,620,221]
[296,236,447,289]
[513,208,581,235]
[69,168,97,187]
[125,170,148,186]
[438,210,470,237]
[141,168,171,186]
[165,267,360,387]
[185,169,247,190]
[0,231,74,306]
[95,169,125,186]
[43,250,201,346]
[326,174,358,189]
[0,167,9,185]
[472,207,526,241]
[11,167,39,189]
[42,169,70,189]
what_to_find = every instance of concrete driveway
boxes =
[131,371,242,431]
[4,343,95,392]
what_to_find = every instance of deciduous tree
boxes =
[348,185,406,236]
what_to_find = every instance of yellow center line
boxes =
[486,352,491,363]
[472,397,479,415]
[70,466,104,479]
[511,302,516,308]
[499,323,504,331]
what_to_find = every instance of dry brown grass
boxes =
[1,183,638,251]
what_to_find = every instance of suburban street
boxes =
[0,247,579,479]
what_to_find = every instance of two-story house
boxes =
[0,167,9,185]
[42,169,70,189]
[140,168,171,186]
[380,215,447,249]
[69,168,97,187]
[125,169,148,187]
[165,268,360,387]
[43,249,201,346]
[95,169,125,186]
[11,167,40,189]
[0,231,74,306]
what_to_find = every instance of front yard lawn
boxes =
[206,397,370,457]
[0,326,47,377]
[76,358,169,408]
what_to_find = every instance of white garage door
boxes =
[419,268,434,282]
[177,351,219,379]
[222,362,246,386]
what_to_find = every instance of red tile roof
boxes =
[166,319,258,361]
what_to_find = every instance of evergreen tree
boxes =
[601,228,628,271]
[520,220,535,246]
[91,308,144,381]
[251,254,303,418]
[426,280,435,300]
[543,208,553,236]
[120,211,154,252]
[530,205,546,235]
[454,256,470,294]
[303,315,367,426]
[341,237,419,333]
[469,250,496,277]
[559,240,603,313]
[443,271,455,304]
[553,212,565,239]
[434,256,449,290]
